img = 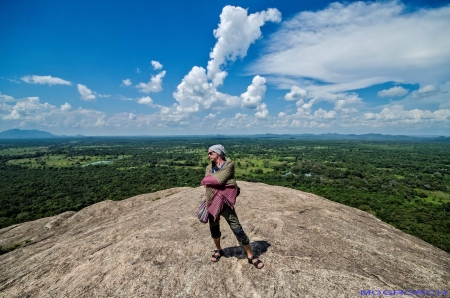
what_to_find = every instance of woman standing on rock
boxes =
[201,144,264,269]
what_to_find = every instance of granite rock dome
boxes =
[1,182,449,297]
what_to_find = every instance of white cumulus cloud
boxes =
[0,93,15,103]
[77,84,96,101]
[314,108,336,119]
[333,93,364,113]
[378,86,409,97]
[137,96,154,106]
[173,66,240,111]
[207,5,281,86]
[285,86,308,101]
[60,103,72,111]
[204,113,217,119]
[122,79,132,86]
[21,75,72,86]
[362,105,450,125]
[166,6,281,121]
[418,85,437,96]
[240,75,267,109]
[255,103,269,119]
[2,97,55,120]
[151,61,163,70]
[136,71,166,93]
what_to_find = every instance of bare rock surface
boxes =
[1,182,449,297]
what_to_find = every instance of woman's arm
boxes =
[202,161,234,185]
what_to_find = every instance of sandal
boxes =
[248,255,264,269]
[211,249,225,262]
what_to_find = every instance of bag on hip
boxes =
[197,200,208,223]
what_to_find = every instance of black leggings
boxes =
[208,204,250,246]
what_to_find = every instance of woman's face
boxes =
[208,150,219,163]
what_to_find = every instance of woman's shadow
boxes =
[222,241,271,259]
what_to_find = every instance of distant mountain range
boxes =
[0,129,448,140]
[250,133,449,141]
[0,129,57,139]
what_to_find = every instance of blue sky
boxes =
[1,0,449,136]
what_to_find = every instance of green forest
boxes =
[1,136,449,253]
